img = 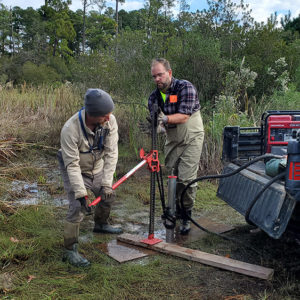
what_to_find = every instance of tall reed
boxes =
[1,85,299,174]
[0,84,82,146]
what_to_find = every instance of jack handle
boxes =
[89,148,155,207]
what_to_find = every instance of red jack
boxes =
[140,234,162,245]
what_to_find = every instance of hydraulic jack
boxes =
[140,103,163,245]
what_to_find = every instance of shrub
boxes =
[22,61,61,86]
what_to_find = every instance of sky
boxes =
[1,0,300,24]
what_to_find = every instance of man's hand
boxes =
[100,186,115,200]
[77,196,92,215]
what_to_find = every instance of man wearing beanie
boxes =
[57,88,121,267]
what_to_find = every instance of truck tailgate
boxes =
[217,163,296,239]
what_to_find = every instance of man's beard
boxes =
[157,81,169,91]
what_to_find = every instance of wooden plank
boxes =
[117,233,273,280]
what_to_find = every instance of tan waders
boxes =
[164,111,204,235]
[93,193,123,234]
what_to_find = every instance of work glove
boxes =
[157,111,168,134]
[279,157,287,169]
[139,114,167,135]
[157,122,166,134]
[100,186,115,200]
[157,111,168,126]
[77,196,92,215]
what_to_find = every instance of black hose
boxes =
[179,153,284,254]
[181,153,283,201]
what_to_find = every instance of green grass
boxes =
[0,205,62,263]
[194,181,225,211]
[0,203,217,299]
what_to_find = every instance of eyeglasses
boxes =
[152,72,167,79]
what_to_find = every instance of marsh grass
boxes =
[0,203,207,299]
[1,200,293,300]
[1,87,153,165]
[253,88,300,117]
[1,86,300,176]
[2,164,45,181]
[0,205,62,264]
[0,85,81,146]
[114,100,153,158]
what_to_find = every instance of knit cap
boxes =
[84,89,114,116]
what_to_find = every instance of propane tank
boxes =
[285,129,300,201]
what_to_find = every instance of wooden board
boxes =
[117,233,274,280]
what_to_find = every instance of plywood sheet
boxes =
[97,239,155,263]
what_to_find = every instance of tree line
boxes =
[1,0,300,109]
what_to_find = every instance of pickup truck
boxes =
[217,111,300,239]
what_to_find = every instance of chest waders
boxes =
[79,109,120,232]
[164,111,204,235]
[78,108,107,213]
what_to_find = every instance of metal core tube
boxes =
[166,175,177,243]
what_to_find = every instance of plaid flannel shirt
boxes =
[148,77,200,115]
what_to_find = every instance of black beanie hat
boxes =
[84,88,114,116]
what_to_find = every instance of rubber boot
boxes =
[63,221,90,267]
[93,223,123,234]
[180,210,192,235]
[63,243,90,267]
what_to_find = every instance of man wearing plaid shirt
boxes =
[148,58,204,235]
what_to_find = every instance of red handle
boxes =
[89,148,158,206]
[89,196,102,207]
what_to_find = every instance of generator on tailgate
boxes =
[217,110,300,239]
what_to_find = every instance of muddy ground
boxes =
[1,153,300,300]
